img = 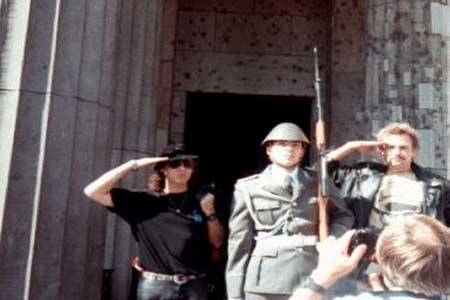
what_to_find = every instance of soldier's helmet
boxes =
[261,122,310,146]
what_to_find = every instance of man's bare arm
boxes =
[326,141,385,162]
[84,157,168,207]
[200,193,225,249]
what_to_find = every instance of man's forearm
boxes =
[206,218,225,248]
[84,160,137,206]
[326,142,357,161]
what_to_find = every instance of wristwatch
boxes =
[300,276,327,295]
[205,213,218,221]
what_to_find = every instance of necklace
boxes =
[166,192,189,214]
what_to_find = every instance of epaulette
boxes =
[236,174,259,184]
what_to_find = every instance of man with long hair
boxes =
[84,144,224,300]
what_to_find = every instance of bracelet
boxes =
[300,276,327,295]
[205,213,218,221]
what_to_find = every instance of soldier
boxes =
[226,122,353,300]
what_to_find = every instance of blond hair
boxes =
[376,122,419,151]
[378,215,450,295]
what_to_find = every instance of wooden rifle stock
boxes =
[313,47,329,241]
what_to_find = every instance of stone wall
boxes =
[364,0,449,174]
[329,0,367,149]
[170,0,332,143]
[0,1,165,299]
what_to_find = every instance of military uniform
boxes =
[226,164,353,300]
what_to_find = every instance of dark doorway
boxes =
[184,92,312,207]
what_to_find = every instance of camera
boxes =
[349,227,381,260]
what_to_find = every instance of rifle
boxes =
[313,47,329,241]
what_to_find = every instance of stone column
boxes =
[365,0,450,173]
[0,0,164,299]
[105,1,166,299]
[0,0,121,298]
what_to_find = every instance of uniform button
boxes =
[292,202,298,207]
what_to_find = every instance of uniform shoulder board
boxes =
[236,174,259,184]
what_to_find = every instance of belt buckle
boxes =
[173,274,189,284]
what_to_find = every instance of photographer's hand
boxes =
[311,230,367,289]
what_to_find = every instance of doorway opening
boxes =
[184,92,312,213]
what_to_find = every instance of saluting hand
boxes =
[131,157,169,171]
[348,141,385,156]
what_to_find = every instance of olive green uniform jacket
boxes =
[226,164,353,300]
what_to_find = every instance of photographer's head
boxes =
[292,215,450,300]
[376,214,450,295]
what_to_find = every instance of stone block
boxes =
[111,0,135,149]
[98,0,121,107]
[178,0,215,11]
[215,13,292,54]
[28,94,78,299]
[390,105,403,121]
[137,66,159,154]
[0,91,19,198]
[178,0,254,13]
[78,0,106,102]
[254,0,328,17]
[59,100,99,299]
[0,91,48,297]
[418,83,434,109]
[175,51,315,96]
[170,92,187,136]
[157,61,174,128]
[52,1,87,97]
[18,1,58,93]
[176,11,215,51]
[291,16,327,56]
[416,128,436,168]
[156,128,169,155]
[431,2,450,36]
[161,0,178,61]
[0,0,31,90]
[213,0,254,13]
[332,0,365,72]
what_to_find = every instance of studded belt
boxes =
[131,257,204,285]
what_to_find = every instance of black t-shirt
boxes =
[109,188,211,275]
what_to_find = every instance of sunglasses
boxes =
[167,158,195,169]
